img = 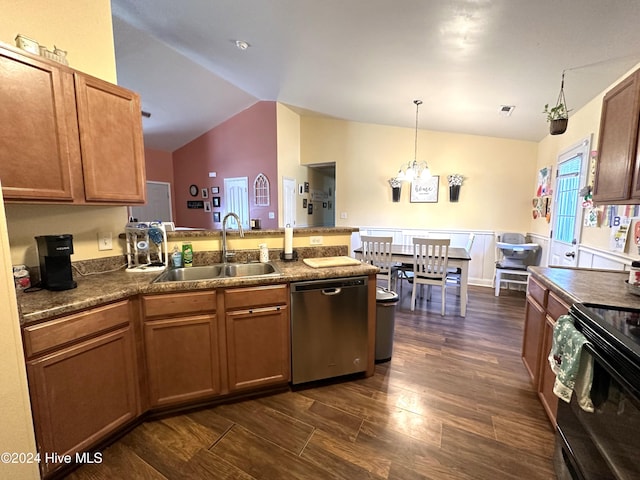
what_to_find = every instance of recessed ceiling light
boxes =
[499,105,516,117]
[235,40,250,51]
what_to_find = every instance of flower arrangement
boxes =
[388,177,402,188]
[447,174,463,187]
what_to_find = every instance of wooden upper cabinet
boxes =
[0,48,75,201]
[75,73,146,203]
[593,68,640,204]
[0,43,146,205]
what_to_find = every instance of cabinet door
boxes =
[538,317,558,427]
[593,69,640,203]
[522,296,546,385]
[0,48,75,201]
[226,306,290,391]
[144,315,220,407]
[74,73,146,203]
[27,325,138,476]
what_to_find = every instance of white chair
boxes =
[411,238,450,315]
[397,231,429,291]
[446,233,475,296]
[360,235,398,290]
[494,233,540,296]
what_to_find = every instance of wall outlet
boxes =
[98,231,113,251]
[340,212,348,219]
[310,236,323,245]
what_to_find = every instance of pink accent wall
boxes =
[172,101,279,229]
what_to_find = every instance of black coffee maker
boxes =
[35,234,77,291]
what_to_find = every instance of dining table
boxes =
[353,244,472,317]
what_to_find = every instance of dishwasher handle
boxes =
[322,287,342,296]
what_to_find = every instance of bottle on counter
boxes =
[182,242,193,267]
[171,246,183,268]
[259,243,269,263]
[629,261,640,285]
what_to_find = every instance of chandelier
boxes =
[395,99,431,182]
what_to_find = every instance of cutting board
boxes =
[303,256,362,268]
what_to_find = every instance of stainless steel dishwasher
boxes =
[291,276,368,384]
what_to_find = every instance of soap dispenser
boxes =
[171,245,183,268]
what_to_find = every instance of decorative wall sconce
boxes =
[388,178,402,202]
[447,174,463,202]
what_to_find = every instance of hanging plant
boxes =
[543,71,571,135]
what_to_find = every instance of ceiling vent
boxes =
[499,105,516,117]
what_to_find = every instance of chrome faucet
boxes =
[222,212,244,262]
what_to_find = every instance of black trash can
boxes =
[375,286,399,362]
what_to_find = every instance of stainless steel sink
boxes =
[152,262,281,283]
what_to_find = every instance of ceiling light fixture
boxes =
[396,99,431,182]
[235,40,250,50]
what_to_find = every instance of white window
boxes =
[254,173,270,206]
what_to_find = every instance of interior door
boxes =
[223,177,249,229]
[549,136,591,267]
[282,177,296,227]
[129,181,172,222]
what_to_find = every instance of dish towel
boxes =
[548,315,594,412]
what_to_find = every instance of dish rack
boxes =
[124,222,168,272]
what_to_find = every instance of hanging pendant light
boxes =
[396,99,431,182]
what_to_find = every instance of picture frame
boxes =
[323,202,327,208]
[213,196,221,208]
[211,186,219,194]
[189,184,199,197]
[204,201,211,212]
[303,198,307,208]
[213,212,220,222]
[410,175,439,203]
[308,203,313,214]
[201,188,209,199]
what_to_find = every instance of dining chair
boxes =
[411,237,450,315]
[446,232,475,296]
[397,231,429,292]
[360,235,398,290]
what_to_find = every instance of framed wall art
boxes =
[211,186,219,194]
[410,175,439,203]
[213,212,220,222]
[212,197,221,208]
[201,188,209,199]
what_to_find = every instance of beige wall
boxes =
[301,117,538,233]
[532,62,640,260]
[3,1,129,267]
[1,2,117,477]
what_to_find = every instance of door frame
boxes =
[548,135,591,267]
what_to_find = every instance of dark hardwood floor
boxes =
[67,284,557,479]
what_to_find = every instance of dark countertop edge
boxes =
[19,260,378,326]
[528,266,640,309]
[166,226,359,239]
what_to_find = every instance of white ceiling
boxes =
[111,0,640,152]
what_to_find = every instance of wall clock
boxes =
[189,184,199,197]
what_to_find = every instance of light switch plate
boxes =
[340,212,348,219]
[98,231,112,251]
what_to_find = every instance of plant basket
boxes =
[449,185,460,202]
[550,118,568,135]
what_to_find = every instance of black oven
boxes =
[555,303,640,480]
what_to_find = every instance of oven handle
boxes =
[583,343,637,398]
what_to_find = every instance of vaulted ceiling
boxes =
[111,0,640,152]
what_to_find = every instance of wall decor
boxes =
[211,186,219,194]
[447,174,463,202]
[213,212,220,222]
[189,184,199,197]
[303,198,307,208]
[389,177,402,202]
[323,202,327,208]
[410,175,439,203]
[187,200,205,209]
[201,188,208,198]
[308,203,313,214]
[204,201,211,212]
[213,197,220,208]
[304,182,309,192]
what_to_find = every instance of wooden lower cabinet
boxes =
[144,315,220,407]
[522,277,547,384]
[141,291,219,408]
[522,276,570,428]
[225,285,290,392]
[25,301,138,477]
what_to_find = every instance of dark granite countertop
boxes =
[166,226,358,239]
[529,266,640,309]
[17,259,377,326]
